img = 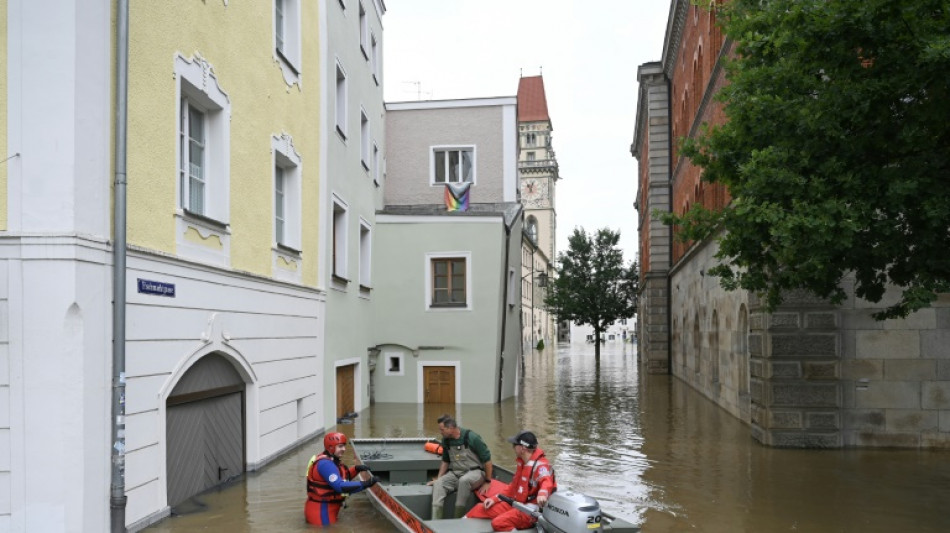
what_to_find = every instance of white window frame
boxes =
[359,219,372,290]
[430,145,476,186]
[332,196,349,282]
[425,251,472,311]
[384,352,404,377]
[335,61,348,140]
[373,142,381,186]
[360,108,370,171]
[272,134,302,251]
[370,32,380,85]
[174,54,232,267]
[274,0,302,85]
[359,2,370,59]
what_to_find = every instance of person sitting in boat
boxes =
[468,430,557,531]
[428,414,494,519]
[305,432,378,526]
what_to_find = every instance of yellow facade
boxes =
[126,1,320,284]
[1,0,7,230]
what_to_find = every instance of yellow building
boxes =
[2,1,329,529]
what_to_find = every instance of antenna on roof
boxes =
[402,81,431,101]
[520,68,523,78]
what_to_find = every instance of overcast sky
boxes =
[381,1,672,263]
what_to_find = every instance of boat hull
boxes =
[352,437,640,533]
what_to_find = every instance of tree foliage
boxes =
[669,0,950,318]
[545,228,637,359]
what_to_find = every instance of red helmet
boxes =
[324,432,348,450]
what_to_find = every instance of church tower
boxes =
[517,75,559,264]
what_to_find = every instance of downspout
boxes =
[111,0,129,531]
[497,214,513,403]
[665,77,674,375]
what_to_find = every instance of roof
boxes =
[378,203,523,229]
[517,75,550,123]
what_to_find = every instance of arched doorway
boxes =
[166,353,246,507]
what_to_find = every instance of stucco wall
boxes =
[385,105,511,206]
[1,0,6,231]
[670,235,752,423]
[126,0,321,283]
[322,0,387,430]
[372,216,512,404]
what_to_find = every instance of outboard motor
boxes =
[540,490,603,533]
[498,490,603,533]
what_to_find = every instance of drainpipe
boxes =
[666,77,674,375]
[111,0,130,531]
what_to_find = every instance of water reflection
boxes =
[148,341,950,532]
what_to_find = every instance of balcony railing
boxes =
[518,159,559,170]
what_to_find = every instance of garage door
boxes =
[166,354,245,508]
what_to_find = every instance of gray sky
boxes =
[382,1,672,263]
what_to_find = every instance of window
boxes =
[526,216,538,243]
[373,142,381,185]
[336,62,347,138]
[360,108,370,170]
[332,198,349,281]
[526,151,536,161]
[174,54,231,266]
[384,352,404,376]
[359,2,369,59]
[180,103,206,214]
[275,166,285,242]
[370,33,380,84]
[275,0,285,52]
[274,0,301,79]
[273,134,302,251]
[526,133,536,146]
[359,220,371,289]
[431,147,474,185]
[425,252,472,310]
[176,54,230,223]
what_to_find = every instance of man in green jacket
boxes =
[428,414,493,519]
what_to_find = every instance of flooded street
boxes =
[148,341,950,532]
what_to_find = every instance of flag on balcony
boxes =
[445,182,471,212]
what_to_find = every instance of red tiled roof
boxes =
[517,75,550,123]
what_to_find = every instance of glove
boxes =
[354,464,371,473]
[361,476,380,488]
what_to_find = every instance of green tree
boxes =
[545,228,637,361]
[668,0,950,318]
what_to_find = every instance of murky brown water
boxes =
[147,342,950,532]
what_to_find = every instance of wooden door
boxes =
[336,364,355,418]
[423,366,456,404]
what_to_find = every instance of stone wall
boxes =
[748,290,842,448]
[838,278,950,448]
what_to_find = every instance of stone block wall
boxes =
[839,278,950,448]
[749,290,842,448]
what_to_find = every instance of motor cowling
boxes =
[541,490,603,533]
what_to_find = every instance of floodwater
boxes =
[147,341,950,532]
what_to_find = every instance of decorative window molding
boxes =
[174,53,231,267]
[271,134,302,283]
[274,0,302,86]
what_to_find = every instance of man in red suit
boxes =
[466,430,557,531]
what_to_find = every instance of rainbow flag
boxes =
[445,182,471,212]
